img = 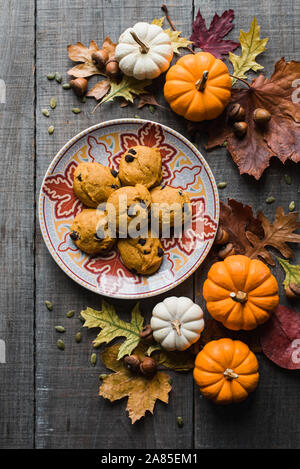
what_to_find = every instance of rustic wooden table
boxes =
[0,0,299,449]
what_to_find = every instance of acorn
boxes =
[140,357,157,377]
[218,243,235,259]
[92,49,109,70]
[123,354,140,374]
[215,226,229,245]
[139,324,154,342]
[228,103,245,122]
[105,58,120,79]
[70,77,88,97]
[253,108,271,126]
[233,121,247,138]
[285,282,300,300]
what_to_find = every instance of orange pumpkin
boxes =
[193,338,259,404]
[203,255,279,331]
[164,52,232,122]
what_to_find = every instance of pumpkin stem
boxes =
[230,290,248,303]
[195,71,209,91]
[130,30,149,54]
[224,368,239,380]
[171,319,181,336]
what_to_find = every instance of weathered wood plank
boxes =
[0,0,35,448]
[35,0,194,449]
[193,0,300,449]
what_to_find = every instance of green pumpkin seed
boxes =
[50,98,56,109]
[55,325,65,333]
[75,332,82,343]
[45,300,53,311]
[289,201,295,212]
[57,339,65,350]
[266,196,275,204]
[134,115,140,119]
[80,96,86,103]
[62,83,71,90]
[55,72,62,83]
[222,141,228,147]
[176,416,184,428]
[48,125,54,135]
[42,108,50,117]
[99,374,108,380]
[217,182,227,189]
[47,73,56,80]
[66,310,75,318]
[284,174,292,185]
[72,107,81,114]
[90,353,97,366]
[149,105,155,113]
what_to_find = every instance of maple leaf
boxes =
[190,9,239,59]
[205,58,300,179]
[67,40,102,78]
[277,257,300,289]
[164,29,193,54]
[99,343,171,423]
[229,17,268,80]
[92,76,152,113]
[260,305,300,369]
[245,206,300,265]
[81,301,144,360]
[86,79,110,100]
[152,17,165,27]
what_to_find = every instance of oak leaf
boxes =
[190,9,239,59]
[205,58,300,179]
[245,206,300,265]
[137,93,160,109]
[229,17,268,80]
[260,305,300,369]
[86,79,111,100]
[81,301,143,359]
[277,257,300,289]
[67,40,102,78]
[152,17,165,27]
[99,343,172,423]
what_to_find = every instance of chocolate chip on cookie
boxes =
[125,154,134,163]
[77,173,82,181]
[110,169,118,178]
[138,238,146,246]
[111,184,119,189]
[128,148,137,155]
[70,230,80,241]
[157,247,164,257]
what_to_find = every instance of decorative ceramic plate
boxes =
[39,119,219,299]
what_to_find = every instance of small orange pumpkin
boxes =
[193,338,259,404]
[164,52,232,122]
[203,255,279,331]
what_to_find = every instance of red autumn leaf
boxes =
[190,9,239,59]
[260,305,300,369]
[205,58,300,179]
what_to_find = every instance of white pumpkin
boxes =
[150,297,204,351]
[115,22,173,80]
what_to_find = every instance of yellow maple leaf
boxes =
[229,16,269,80]
[99,343,172,424]
[165,28,193,54]
[152,17,165,27]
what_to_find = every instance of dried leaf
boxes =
[190,9,239,59]
[157,349,194,371]
[102,36,117,59]
[137,93,159,109]
[205,58,300,179]
[260,305,300,369]
[67,40,102,78]
[164,29,193,54]
[245,206,300,265]
[81,302,143,360]
[152,17,165,27]
[201,318,262,353]
[229,17,268,80]
[86,79,111,100]
[99,343,172,423]
[277,257,300,289]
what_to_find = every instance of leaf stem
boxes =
[230,74,251,88]
[161,4,195,54]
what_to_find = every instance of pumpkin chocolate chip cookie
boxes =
[70,208,115,255]
[73,162,120,208]
[118,234,164,275]
[118,145,162,189]
[150,184,192,229]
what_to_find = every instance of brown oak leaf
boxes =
[86,79,111,100]
[260,305,300,369]
[205,58,300,179]
[137,93,160,109]
[245,206,300,265]
[99,343,171,424]
[67,37,116,78]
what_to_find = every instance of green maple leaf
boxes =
[277,257,300,289]
[229,16,268,80]
[81,301,144,360]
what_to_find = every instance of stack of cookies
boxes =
[70,145,192,276]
